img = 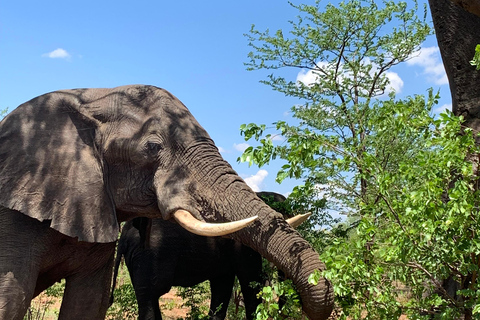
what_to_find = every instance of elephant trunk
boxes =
[174,141,334,320]
[230,203,334,320]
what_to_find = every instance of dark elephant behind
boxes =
[111,192,291,320]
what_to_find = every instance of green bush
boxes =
[254,279,303,320]
[176,282,211,320]
[107,282,138,320]
[107,262,138,320]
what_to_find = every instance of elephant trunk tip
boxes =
[302,279,334,320]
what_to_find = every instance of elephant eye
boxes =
[146,142,163,155]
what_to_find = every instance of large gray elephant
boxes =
[0,85,333,320]
[111,191,291,320]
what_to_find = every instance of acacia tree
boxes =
[241,0,431,217]
[240,0,480,318]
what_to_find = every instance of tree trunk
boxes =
[429,2,480,317]
[429,0,480,137]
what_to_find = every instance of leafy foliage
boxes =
[176,282,211,320]
[470,44,480,70]
[254,279,303,320]
[107,283,138,320]
[241,0,432,221]
[236,0,480,318]
[107,263,138,320]
[322,111,480,318]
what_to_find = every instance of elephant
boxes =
[0,85,333,320]
[111,191,296,320]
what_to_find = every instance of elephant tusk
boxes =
[286,212,312,228]
[172,210,258,237]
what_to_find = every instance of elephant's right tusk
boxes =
[172,210,258,237]
[286,212,312,228]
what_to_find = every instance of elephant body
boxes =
[115,218,261,320]
[0,85,333,320]
[0,207,116,319]
[112,192,287,320]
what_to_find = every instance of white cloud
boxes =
[296,62,328,86]
[217,146,226,153]
[434,103,452,114]
[296,70,319,86]
[270,134,284,142]
[385,71,404,94]
[244,170,268,192]
[42,48,71,60]
[296,59,403,96]
[406,46,448,85]
[233,143,250,152]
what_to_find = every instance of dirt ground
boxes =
[26,291,410,320]
[26,288,188,320]
[158,289,189,320]
[26,283,410,320]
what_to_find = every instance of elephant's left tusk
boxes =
[286,212,312,228]
[172,210,258,237]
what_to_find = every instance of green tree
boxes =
[241,0,480,318]
[176,282,211,320]
[320,110,480,319]
[241,0,432,221]
[237,0,480,318]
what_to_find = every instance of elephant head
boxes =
[0,85,333,319]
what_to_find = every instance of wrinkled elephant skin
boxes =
[0,85,333,320]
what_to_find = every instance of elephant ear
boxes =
[0,89,118,243]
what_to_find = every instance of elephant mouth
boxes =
[171,209,258,236]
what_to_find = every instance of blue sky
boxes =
[0,0,451,198]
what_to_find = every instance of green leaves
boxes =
[470,44,480,70]
[241,0,480,317]
[321,111,480,318]
[246,0,432,102]
[254,280,302,320]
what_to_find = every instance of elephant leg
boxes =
[235,245,263,320]
[0,208,51,320]
[137,296,163,320]
[129,258,165,320]
[58,243,115,320]
[0,270,36,320]
[209,275,235,320]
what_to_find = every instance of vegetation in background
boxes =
[176,282,211,320]
[471,44,480,70]
[321,111,480,319]
[107,282,138,320]
[241,0,432,224]
[23,281,64,320]
[238,0,480,318]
